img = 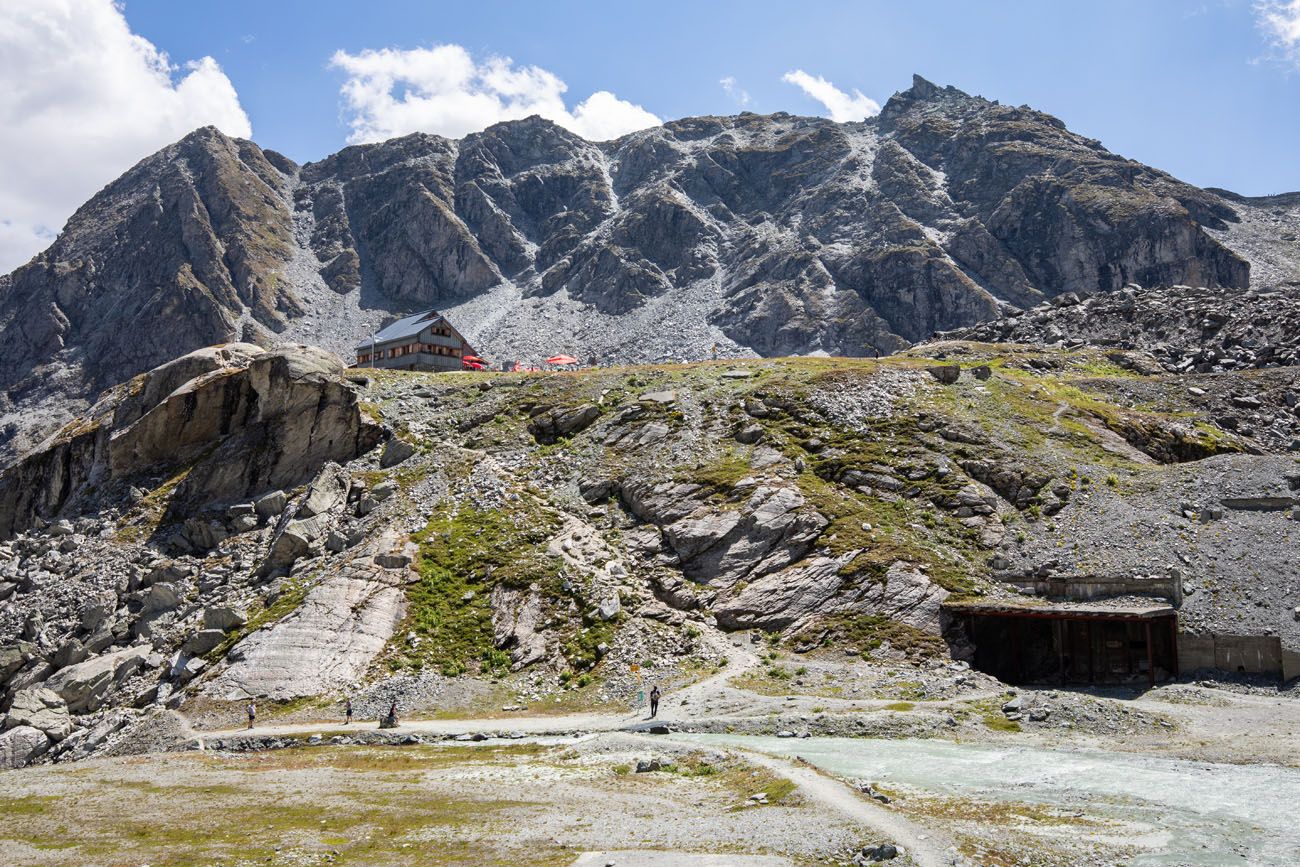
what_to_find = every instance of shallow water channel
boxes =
[679,734,1300,865]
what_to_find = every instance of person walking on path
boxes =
[649,685,661,718]
[344,697,353,725]
[388,700,399,726]
[246,702,256,730]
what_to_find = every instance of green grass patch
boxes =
[390,502,563,676]
[802,613,947,660]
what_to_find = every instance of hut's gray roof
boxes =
[355,310,444,350]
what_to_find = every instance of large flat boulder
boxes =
[0,725,50,769]
[42,645,150,713]
[3,688,71,741]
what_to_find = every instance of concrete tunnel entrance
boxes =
[946,600,1179,687]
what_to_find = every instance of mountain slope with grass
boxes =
[1,338,1297,768]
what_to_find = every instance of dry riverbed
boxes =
[0,736,890,867]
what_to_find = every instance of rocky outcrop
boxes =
[206,536,413,700]
[714,558,949,635]
[622,481,828,588]
[42,645,150,713]
[0,724,49,769]
[0,344,382,539]
[3,688,71,741]
[3,75,1287,465]
[491,585,549,669]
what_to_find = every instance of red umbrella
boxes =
[546,354,578,365]
[461,359,484,370]
[462,355,485,363]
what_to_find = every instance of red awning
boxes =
[462,355,485,363]
[546,354,578,365]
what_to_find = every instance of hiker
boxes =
[388,700,399,726]
[649,685,661,718]
[246,702,256,730]
[344,697,353,725]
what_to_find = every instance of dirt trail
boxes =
[664,737,961,867]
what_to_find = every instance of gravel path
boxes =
[651,734,960,867]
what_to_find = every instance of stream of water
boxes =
[680,734,1300,865]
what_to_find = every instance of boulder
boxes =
[597,597,622,621]
[142,582,182,614]
[3,688,71,741]
[203,606,248,632]
[528,404,601,444]
[379,438,417,468]
[0,344,382,541]
[927,365,961,384]
[297,463,349,519]
[44,645,151,713]
[183,630,228,656]
[264,515,328,572]
[181,518,227,552]
[254,490,288,519]
[0,725,50,769]
[0,642,35,682]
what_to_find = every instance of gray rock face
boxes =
[42,645,150,713]
[1,75,1282,465]
[0,725,49,769]
[3,688,71,741]
[490,584,548,669]
[713,558,949,635]
[0,345,382,538]
[207,537,411,699]
[650,484,828,588]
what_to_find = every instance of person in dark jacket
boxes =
[649,685,661,718]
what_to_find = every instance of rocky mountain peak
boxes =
[0,75,1294,467]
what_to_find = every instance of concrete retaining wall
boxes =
[1011,574,1180,604]
[1177,633,1283,676]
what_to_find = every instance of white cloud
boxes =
[0,0,250,273]
[781,69,880,122]
[330,44,660,144]
[1258,0,1300,63]
[720,75,751,107]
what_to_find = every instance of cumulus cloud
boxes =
[330,44,660,144]
[0,0,251,273]
[1258,0,1300,63]
[781,69,880,121]
[720,75,751,107]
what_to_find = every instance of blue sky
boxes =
[2,0,1299,271]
